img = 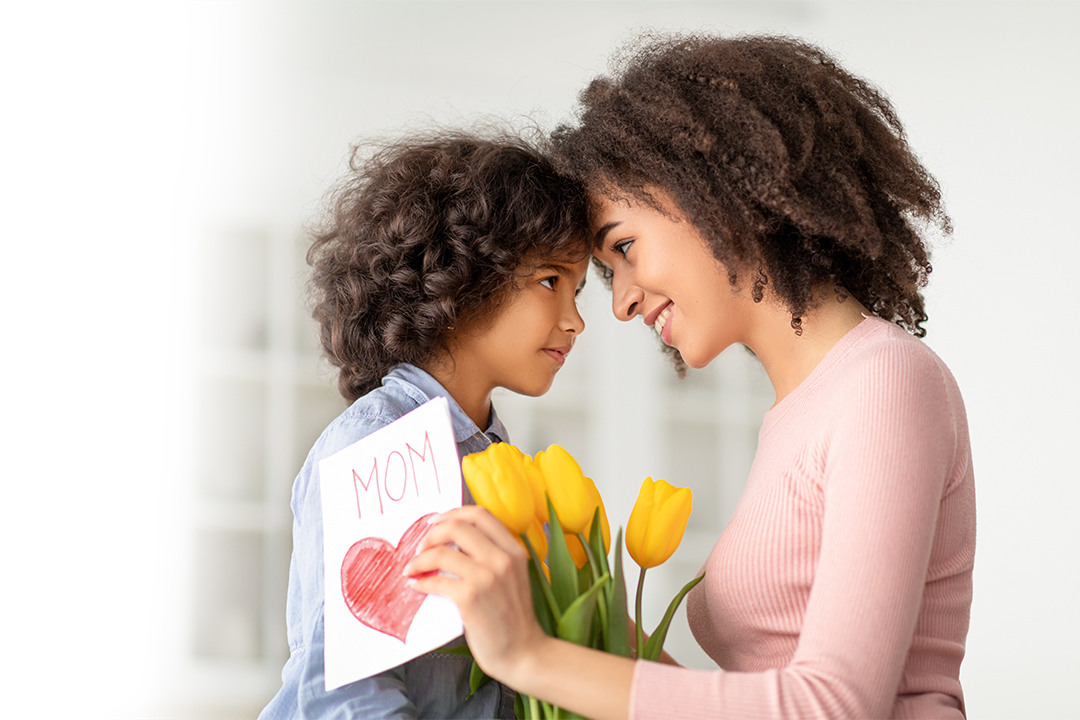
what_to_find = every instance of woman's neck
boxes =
[746,287,870,408]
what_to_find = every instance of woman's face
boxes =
[591,190,754,369]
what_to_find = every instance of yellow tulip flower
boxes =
[626,477,693,568]
[565,532,588,569]
[584,476,611,553]
[462,443,537,536]
[523,518,548,563]
[533,445,593,534]
[562,476,610,570]
[525,455,549,523]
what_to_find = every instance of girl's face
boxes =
[452,256,589,398]
[591,190,754,369]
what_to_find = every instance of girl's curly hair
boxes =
[309,133,589,401]
[552,33,950,351]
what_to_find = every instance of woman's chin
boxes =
[678,344,723,370]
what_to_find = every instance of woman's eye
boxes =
[613,239,633,257]
[540,275,557,290]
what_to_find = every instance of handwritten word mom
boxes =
[351,431,442,518]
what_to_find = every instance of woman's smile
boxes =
[591,190,753,368]
[644,300,674,345]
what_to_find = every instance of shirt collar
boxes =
[382,363,509,445]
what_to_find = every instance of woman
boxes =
[405,34,974,719]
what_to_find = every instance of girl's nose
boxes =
[561,297,586,335]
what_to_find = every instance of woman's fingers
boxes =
[406,511,542,683]
[405,512,526,587]
[422,505,528,559]
[405,543,481,581]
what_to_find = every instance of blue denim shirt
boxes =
[259,364,517,719]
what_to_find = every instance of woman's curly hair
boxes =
[309,132,589,401]
[552,33,950,350]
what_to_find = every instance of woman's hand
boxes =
[405,505,636,718]
[404,505,547,685]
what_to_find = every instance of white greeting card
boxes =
[319,396,464,691]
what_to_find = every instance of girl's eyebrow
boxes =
[535,262,588,291]
[536,262,578,277]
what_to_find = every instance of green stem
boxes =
[523,535,561,623]
[577,531,609,646]
[528,694,540,720]
[576,532,602,583]
[635,566,646,660]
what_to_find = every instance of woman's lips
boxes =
[652,303,674,345]
[643,300,672,328]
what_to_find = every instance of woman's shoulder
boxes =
[827,317,968,436]
[841,317,959,393]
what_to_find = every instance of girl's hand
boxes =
[404,505,546,684]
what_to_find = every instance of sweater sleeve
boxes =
[631,341,959,719]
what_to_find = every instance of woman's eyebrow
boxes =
[593,221,621,245]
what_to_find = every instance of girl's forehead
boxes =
[517,253,589,277]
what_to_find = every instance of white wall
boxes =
[3,2,1077,717]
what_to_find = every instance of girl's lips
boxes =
[543,348,569,366]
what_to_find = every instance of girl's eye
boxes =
[540,275,557,290]
[612,239,633,257]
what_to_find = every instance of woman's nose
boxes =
[612,275,643,321]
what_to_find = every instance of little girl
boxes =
[258,133,590,719]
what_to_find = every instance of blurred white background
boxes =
[2,1,1078,718]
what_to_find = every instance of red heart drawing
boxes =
[340,513,436,643]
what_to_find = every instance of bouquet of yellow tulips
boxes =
[459,442,703,720]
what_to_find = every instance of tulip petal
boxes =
[461,443,538,536]
[627,477,693,568]
[536,445,593,534]
[626,477,656,568]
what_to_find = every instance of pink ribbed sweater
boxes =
[632,316,975,720]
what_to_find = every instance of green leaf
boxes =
[555,571,610,645]
[577,563,592,594]
[642,572,706,662]
[524,534,561,625]
[515,692,527,719]
[468,659,489,697]
[604,528,632,657]
[528,557,556,636]
[546,496,579,613]
[583,509,610,648]
[590,611,603,649]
